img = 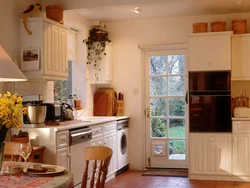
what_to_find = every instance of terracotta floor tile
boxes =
[105,170,250,188]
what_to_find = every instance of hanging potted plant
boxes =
[83,22,111,81]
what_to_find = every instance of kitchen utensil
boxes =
[26,106,46,124]
[62,102,74,120]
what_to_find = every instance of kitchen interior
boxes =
[3,0,250,187]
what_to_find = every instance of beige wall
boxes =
[105,12,250,170]
[0,0,35,93]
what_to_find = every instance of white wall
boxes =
[105,12,250,170]
[0,0,35,93]
[63,10,94,116]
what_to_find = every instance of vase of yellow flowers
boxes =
[0,92,26,172]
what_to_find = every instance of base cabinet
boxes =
[91,122,117,180]
[190,133,232,176]
[56,147,70,170]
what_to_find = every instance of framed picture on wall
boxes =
[21,47,40,71]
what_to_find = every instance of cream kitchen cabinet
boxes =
[190,133,232,176]
[20,17,68,80]
[232,34,250,80]
[88,43,113,84]
[232,120,250,176]
[189,32,232,71]
[90,121,117,181]
[56,147,70,170]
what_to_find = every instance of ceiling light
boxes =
[133,7,141,14]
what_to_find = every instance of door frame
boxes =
[139,43,189,169]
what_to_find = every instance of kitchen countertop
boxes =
[232,117,250,121]
[22,116,130,131]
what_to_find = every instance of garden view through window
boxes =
[54,61,74,102]
[150,54,186,160]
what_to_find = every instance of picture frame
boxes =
[21,47,40,71]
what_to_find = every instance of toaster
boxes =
[234,107,250,118]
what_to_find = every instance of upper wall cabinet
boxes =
[20,17,68,80]
[189,32,232,71]
[232,34,250,80]
[88,43,113,84]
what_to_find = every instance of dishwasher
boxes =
[69,126,92,188]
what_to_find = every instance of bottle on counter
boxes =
[240,89,249,108]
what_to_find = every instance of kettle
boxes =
[62,102,74,120]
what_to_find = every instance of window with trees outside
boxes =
[54,61,74,102]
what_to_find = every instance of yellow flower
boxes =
[0,91,26,129]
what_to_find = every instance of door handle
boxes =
[185,91,188,104]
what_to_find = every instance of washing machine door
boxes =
[120,132,127,155]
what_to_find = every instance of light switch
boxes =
[132,88,139,95]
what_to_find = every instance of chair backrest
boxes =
[81,146,113,188]
[4,142,22,162]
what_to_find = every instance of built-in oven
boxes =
[189,71,232,132]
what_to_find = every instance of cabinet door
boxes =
[43,23,68,79]
[204,135,217,174]
[233,134,250,175]
[91,137,103,146]
[56,147,70,170]
[189,134,204,174]
[103,132,117,176]
[190,133,232,175]
[189,33,231,71]
[43,22,53,76]
[232,36,250,80]
[217,135,232,175]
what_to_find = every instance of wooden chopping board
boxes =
[93,92,109,116]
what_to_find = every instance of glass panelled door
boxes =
[145,49,188,168]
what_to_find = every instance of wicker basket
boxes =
[232,19,247,34]
[193,22,208,33]
[46,5,64,24]
[11,137,29,143]
[211,21,226,32]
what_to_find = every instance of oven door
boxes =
[189,95,232,132]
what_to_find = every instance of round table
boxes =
[0,162,74,188]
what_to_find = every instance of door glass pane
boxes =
[168,55,184,75]
[169,140,186,160]
[150,77,166,96]
[169,119,185,138]
[169,98,185,116]
[168,76,185,96]
[151,118,167,138]
[150,56,166,75]
[150,98,167,116]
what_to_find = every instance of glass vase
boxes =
[0,142,5,174]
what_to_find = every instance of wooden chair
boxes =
[81,146,113,188]
[4,142,22,162]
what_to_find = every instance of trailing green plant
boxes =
[83,27,111,75]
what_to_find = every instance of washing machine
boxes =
[116,119,129,176]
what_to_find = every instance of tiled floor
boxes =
[105,170,250,188]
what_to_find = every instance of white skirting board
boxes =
[190,174,250,182]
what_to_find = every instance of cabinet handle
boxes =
[95,130,99,134]
[103,142,107,145]
[61,138,66,142]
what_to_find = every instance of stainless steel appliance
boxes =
[26,106,46,124]
[22,94,46,127]
[42,103,64,122]
[69,127,92,187]
[189,71,232,132]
